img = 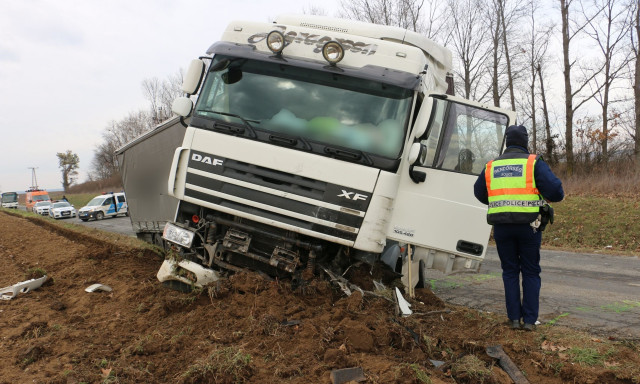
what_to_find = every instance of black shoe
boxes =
[523,323,536,331]
[510,320,521,330]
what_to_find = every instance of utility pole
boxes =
[28,167,39,190]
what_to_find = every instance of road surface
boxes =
[424,247,640,339]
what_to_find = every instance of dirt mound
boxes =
[1,211,638,383]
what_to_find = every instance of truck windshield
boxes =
[193,56,413,160]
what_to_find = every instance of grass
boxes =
[567,347,614,366]
[542,196,640,253]
[181,347,252,383]
[1,206,160,253]
[409,363,432,383]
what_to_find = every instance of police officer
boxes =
[473,125,564,331]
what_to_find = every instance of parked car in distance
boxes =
[33,201,52,215]
[78,192,128,221]
[48,201,76,219]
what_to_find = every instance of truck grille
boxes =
[184,150,373,243]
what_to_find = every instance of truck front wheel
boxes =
[96,212,104,220]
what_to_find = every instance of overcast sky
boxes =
[0,0,341,192]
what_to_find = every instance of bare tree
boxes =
[91,111,151,179]
[446,0,493,101]
[339,0,429,33]
[631,0,640,168]
[488,0,505,108]
[584,0,632,162]
[520,1,554,153]
[538,63,557,162]
[142,77,162,124]
[499,0,524,111]
[142,70,183,125]
[559,0,606,174]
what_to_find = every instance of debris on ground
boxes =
[0,275,47,300]
[1,211,639,383]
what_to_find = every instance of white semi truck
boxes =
[157,14,515,289]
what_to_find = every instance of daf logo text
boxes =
[192,153,224,166]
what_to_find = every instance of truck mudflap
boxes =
[157,258,222,288]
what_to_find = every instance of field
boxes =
[1,209,639,383]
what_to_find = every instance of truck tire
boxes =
[96,212,104,220]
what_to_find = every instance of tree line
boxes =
[84,0,639,186]
[338,0,640,175]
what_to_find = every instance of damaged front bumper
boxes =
[157,258,221,288]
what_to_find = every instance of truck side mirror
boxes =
[172,97,194,117]
[408,143,427,184]
[412,97,433,139]
[408,142,426,164]
[182,59,205,95]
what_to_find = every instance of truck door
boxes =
[388,95,513,274]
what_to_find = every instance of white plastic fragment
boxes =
[85,283,113,293]
[0,276,48,300]
[395,287,413,317]
[373,280,387,292]
[157,259,221,287]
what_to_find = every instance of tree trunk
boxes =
[499,0,516,111]
[561,0,574,174]
[531,63,537,154]
[538,64,554,163]
[635,2,640,170]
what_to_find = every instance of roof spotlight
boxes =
[322,41,345,65]
[266,31,286,54]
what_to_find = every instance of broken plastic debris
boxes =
[395,287,413,316]
[157,258,221,287]
[429,359,445,368]
[0,276,48,300]
[85,283,113,293]
[372,280,386,291]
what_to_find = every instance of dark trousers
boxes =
[493,223,542,324]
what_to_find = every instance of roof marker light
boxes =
[322,41,344,65]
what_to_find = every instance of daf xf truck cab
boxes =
[159,14,515,289]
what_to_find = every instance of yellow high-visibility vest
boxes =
[485,154,543,224]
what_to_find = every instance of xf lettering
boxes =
[338,190,368,201]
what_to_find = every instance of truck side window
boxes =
[103,197,114,206]
[117,196,126,203]
[420,98,507,175]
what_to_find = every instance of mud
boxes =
[1,211,639,383]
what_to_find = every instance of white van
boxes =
[78,192,128,221]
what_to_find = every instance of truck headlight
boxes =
[163,223,195,248]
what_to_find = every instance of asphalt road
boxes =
[73,214,137,237]
[24,205,639,339]
[424,247,640,339]
[22,205,137,237]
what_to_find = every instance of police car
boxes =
[48,201,77,219]
[78,192,128,221]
